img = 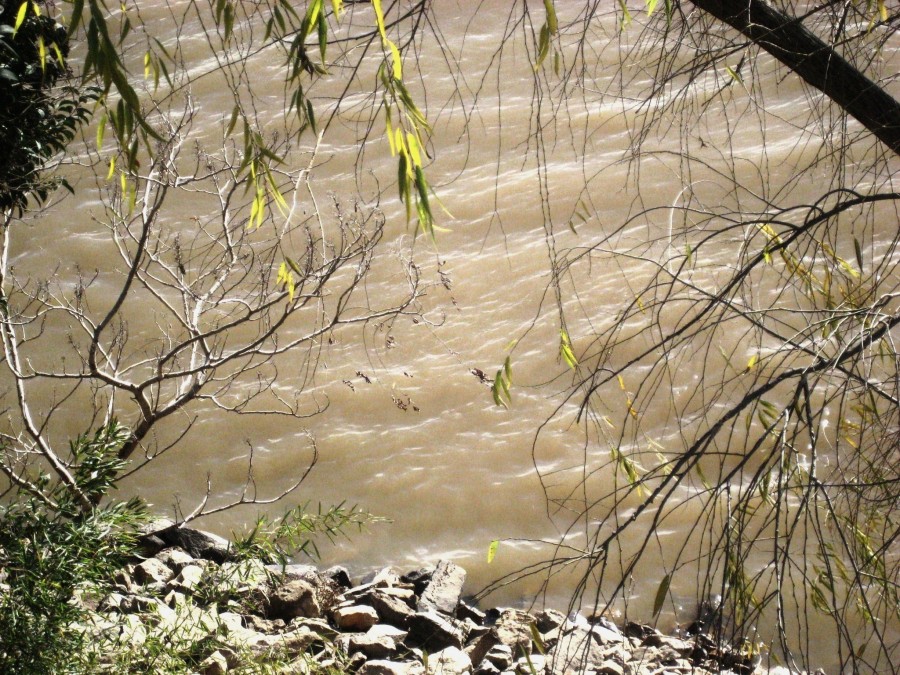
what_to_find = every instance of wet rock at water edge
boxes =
[400,566,435,595]
[144,525,234,563]
[406,609,469,651]
[417,559,467,616]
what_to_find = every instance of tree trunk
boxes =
[690,0,900,157]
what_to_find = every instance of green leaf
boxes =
[487,539,499,563]
[543,0,558,34]
[854,237,864,272]
[68,0,85,37]
[652,573,670,618]
[725,65,743,84]
[535,24,550,70]
[530,623,547,654]
[226,105,240,137]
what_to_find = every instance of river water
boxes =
[14,1,900,671]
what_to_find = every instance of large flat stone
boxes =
[417,560,466,615]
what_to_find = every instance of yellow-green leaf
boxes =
[372,0,387,41]
[487,539,499,563]
[13,2,28,37]
[389,40,402,80]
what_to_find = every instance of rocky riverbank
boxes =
[77,524,765,674]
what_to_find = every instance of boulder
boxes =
[515,653,545,674]
[150,525,233,563]
[535,609,566,634]
[134,558,175,586]
[546,627,604,675]
[269,563,342,615]
[370,590,416,627]
[467,609,534,666]
[198,650,228,675]
[167,563,204,593]
[406,610,468,651]
[266,579,321,621]
[457,600,487,624]
[417,560,466,615]
[360,566,403,587]
[155,546,196,571]
[326,565,353,588]
[347,632,402,659]
[429,646,472,675]
[400,566,435,595]
[483,644,514,670]
[334,604,380,631]
[357,660,425,675]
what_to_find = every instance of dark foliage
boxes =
[0,0,94,213]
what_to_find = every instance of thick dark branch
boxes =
[690,0,900,156]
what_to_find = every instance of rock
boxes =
[370,590,416,627]
[547,628,604,675]
[429,646,472,675]
[291,616,339,639]
[535,609,566,634]
[400,566,435,595]
[134,558,176,586]
[99,592,127,612]
[151,526,233,563]
[406,610,468,651]
[495,609,535,654]
[267,579,321,621]
[269,563,342,615]
[168,564,205,592]
[622,623,655,640]
[361,566,402,587]
[326,565,353,588]
[368,623,409,640]
[515,653,545,674]
[155,546,196,571]
[112,568,134,592]
[199,650,229,675]
[417,560,466,615]
[120,594,164,614]
[596,660,625,675]
[348,632,401,659]
[484,644,514,670]
[474,661,502,675]
[334,604,380,631]
[244,614,286,633]
[163,590,187,608]
[640,633,692,656]
[357,660,426,675]
[277,625,322,655]
[470,608,535,665]
[591,623,627,647]
[379,586,416,601]
[457,600,487,624]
